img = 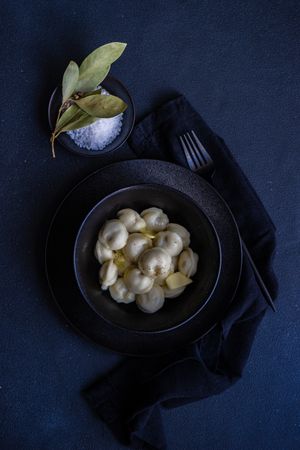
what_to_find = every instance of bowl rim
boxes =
[73,183,223,334]
[47,75,135,157]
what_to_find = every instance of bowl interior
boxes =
[74,184,221,332]
[48,76,135,157]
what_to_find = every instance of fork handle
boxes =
[209,172,276,312]
[242,241,276,312]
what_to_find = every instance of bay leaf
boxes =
[74,93,127,118]
[59,110,99,132]
[76,42,127,92]
[51,108,98,157]
[62,61,79,102]
[55,104,80,131]
[76,65,110,93]
[83,88,102,97]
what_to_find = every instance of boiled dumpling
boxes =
[117,208,146,232]
[163,285,185,298]
[99,260,118,290]
[123,233,152,263]
[109,278,135,304]
[124,268,154,294]
[178,248,199,277]
[167,223,190,248]
[140,207,169,232]
[171,255,178,272]
[98,219,128,251]
[94,206,196,314]
[94,240,114,264]
[136,285,165,313]
[153,231,183,257]
[138,247,172,277]
[155,256,178,285]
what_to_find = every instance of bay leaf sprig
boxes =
[51,42,127,158]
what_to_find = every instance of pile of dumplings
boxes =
[94,207,198,314]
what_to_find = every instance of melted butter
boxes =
[114,251,128,272]
[140,228,156,239]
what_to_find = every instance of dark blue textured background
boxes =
[1,1,299,449]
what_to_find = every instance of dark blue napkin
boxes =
[84,96,278,450]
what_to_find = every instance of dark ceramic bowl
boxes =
[48,75,135,157]
[74,184,221,333]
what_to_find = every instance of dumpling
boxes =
[117,208,146,232]
[171,255,178,272]
[98,219,128,251]
[153,231,183,257]
[124,268,154,294]
[178,248,199,277]
[99,260,118,290]
[138,247,172,278]
[140,207,169,231]
[167,223,190,248]
[163,285,185,298]
[109,278,135,304]
[94,240,114,264]
[136,285,165,313]
[123,233,152,263]
[155,256,178,285]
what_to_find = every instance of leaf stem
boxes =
[55,104,64,128]
[50,134,55,158]
[51,103,65,158]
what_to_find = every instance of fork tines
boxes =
[179,131,213,172]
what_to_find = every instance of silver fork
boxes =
[179,130,215,176]
[179,130,276,312]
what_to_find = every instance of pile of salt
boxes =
[67,88,123,151]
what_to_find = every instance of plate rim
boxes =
[45,159,243,356]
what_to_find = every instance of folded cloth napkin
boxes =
[84,96,278,450]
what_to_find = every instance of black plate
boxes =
[74,184,221,333]
[45,160,242,356]
[48,75,135,157]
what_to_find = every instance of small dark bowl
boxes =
[74,184,221,333]
[48,75,135,157]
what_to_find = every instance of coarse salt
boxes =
[67,88,123,151]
